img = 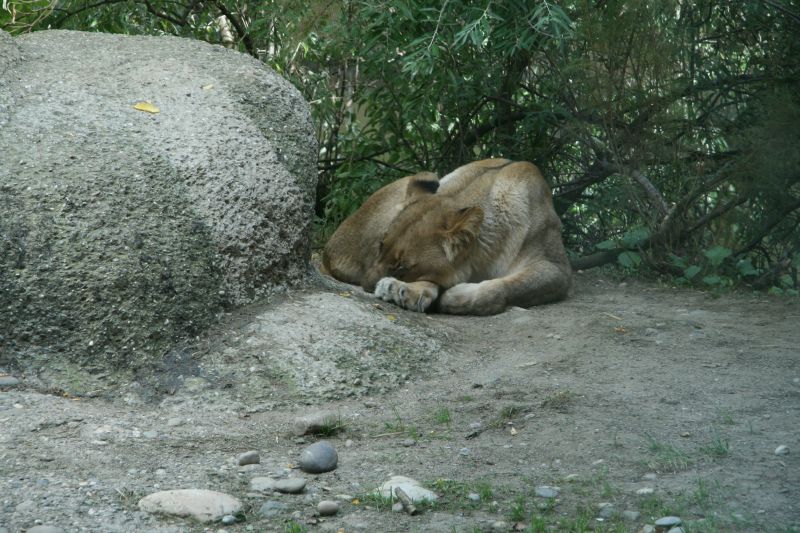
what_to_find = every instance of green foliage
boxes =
[3,0,799,292]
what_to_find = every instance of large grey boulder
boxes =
[0,30,317,384]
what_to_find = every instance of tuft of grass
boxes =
[381,406,419,438]
[427,478,497,513]
[433,404,452,425]
[488,404,526,428]
[510,494,528,522]
[701,434,730,458]
[358,491,395,511]
[692,478,711,509]
[644,434,692,472]
[284,522,308,533]
[541,390,576,412]
[114,487,143,510]
[529,515,547,533]
[315,415,346,437]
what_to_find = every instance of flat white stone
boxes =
[138,489,242,523]
[250,476,307,493]
[376,476,438,503]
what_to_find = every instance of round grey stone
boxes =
[237,450,260,466]
[467,492,481,502]
[597,503,615,519]
[0,376,20,388]
[317,500,339,516]
[221,514,236,525]
[259,500,288,518]
[655,516,682,527]
[298,440,338,473]
[400,438,416,447]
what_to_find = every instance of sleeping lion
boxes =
[321,159,572,315]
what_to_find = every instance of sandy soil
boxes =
[1,271,798,532]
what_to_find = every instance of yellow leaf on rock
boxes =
[201,83,214,91]
[386,314,397,321]
[133,101,160,114]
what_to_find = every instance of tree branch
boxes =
[631,170,669,218]
[735,198,800,257]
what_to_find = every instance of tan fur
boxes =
[321,159,572,315]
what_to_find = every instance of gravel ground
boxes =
[2,271,798,532]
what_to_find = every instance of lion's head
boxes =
[361,179,484,293]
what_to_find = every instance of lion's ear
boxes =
[406,172,439,200]
[441,206,484,261]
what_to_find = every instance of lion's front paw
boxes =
[374,277,436,312]
[374,277,402,302]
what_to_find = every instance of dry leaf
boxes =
[386,314,397,321]
[510,426,518,435]
[201,83,214,91]
[133,101,160,114]
[338,291,351,298]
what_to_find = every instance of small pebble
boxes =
[667,528,684,533]
[400,438,416,447]
[655,516,682,528]
[641,526,656,533]
[237,451,260,466]
[459,447,470,456]
[622,510,641,521]
[642,473,657,481]
[467,492,481,502]
[636,487,654,495]
[597,502,615,519]
[775,445,789,455]
[391,502,404,513]
[298,441,338,473]
[0,376,20,388]
[535,486,559,498]
[491,521,508,531]
[317,500,339,516]
[25,527,65,533]
[221,514,236,525]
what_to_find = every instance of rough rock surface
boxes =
[137,489,242,523]
[0,29,316,385]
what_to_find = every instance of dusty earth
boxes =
[1,270,798,533]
